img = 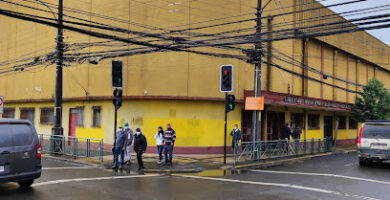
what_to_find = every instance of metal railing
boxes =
[39,134,104,162]
[234,138,332,165]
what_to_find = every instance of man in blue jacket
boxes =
[113,125,127,170]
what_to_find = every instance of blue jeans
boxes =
[157,145,164,161]
[164,145,173,164]
[114,147,125,167]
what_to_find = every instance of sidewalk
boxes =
[43,145,357,173]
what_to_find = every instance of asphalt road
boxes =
[0,152,389,200]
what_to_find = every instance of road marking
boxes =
[176,175,380,200]
[33,174,160,187]
[251,169,390,185]
[344,163,355,167]
[42,166,93,170]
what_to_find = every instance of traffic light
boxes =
[113,89,123,109]
[220,65,233,92]
[226,94,236,112]
[111,60,123,88]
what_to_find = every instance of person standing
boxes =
[163,123,176,166]
[154,126,164,164]
[283,123,292,151]
[124,123,134,165]
[283,123,291,140]
[230,124,241,150]
[134,128,147,171]
[112,125,127,170]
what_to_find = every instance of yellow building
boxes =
[0,0,389,153]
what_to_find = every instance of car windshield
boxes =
[363,125,390,139]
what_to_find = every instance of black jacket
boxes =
[134,133,147,152]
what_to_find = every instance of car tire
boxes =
[18,179,34,188]
[359,158,367,167]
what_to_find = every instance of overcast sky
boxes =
[318,0,390,45]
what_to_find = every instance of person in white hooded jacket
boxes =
[154,126,164,164]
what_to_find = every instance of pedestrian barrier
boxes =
[38,134,104,162]
[234,137,332,165]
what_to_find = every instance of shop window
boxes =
[40,108,54,125]
[338,116,346,129]
[2,108,15,118]
[349,117,358,129]
[308,114,320,130]
[20,108,35,124]
[291,113,305,130]
[92,106,101,127]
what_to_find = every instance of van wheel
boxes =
[18,179,34,188]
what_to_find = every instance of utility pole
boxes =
[53,0,64,152]
[252,0,262,154]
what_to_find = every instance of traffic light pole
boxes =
[53,0,64,152]
[113,107,118,163]
[252,0,262,156]
[223,93,228,164]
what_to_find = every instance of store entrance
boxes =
[241,110,253,142]
[324,116,333,140]
[267,112,285,140]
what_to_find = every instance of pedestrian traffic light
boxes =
[111,60,123,89]
[220,65,233,92]
[113,89,123,109]
[226,94,236,112]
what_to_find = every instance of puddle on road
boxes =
[171,169,248,177]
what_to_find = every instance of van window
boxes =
[363,125,390,139]
[0,124,13,147]
[11,124,33,146]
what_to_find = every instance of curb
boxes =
[230,149,356,170]
[43,154,205,174]
[42,154,102,169]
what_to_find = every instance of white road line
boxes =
[251,169,390,185]
[344,163,355,167]
[42,167,93,170]
[33,174,160,187]
[176,175,381,200]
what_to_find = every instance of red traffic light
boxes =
[223,69,228,75]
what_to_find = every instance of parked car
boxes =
[0,119,41,187]
[358,120,390,166]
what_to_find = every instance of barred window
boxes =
[40,108,54,124]
[349,117,358,129]
[2,108,15,118]
[76,107,84,126]
[92,107,101,127]
[308,114,320,130]
[338,116,347,129]
[291,113,305,130]
[20,108,35,124]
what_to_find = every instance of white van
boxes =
[357,121,390,166]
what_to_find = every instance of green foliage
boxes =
[353,79,390,122]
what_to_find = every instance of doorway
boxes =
[241,110,253,142]
[267,112,285,140]
[69,108,79,137]
[324,116,333,140]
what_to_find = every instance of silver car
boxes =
[0,119,42,187]
[358,121,390,166]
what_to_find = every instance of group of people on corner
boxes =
[283,123,303,140]
[113,123,176,171]
[113,123,147,171]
